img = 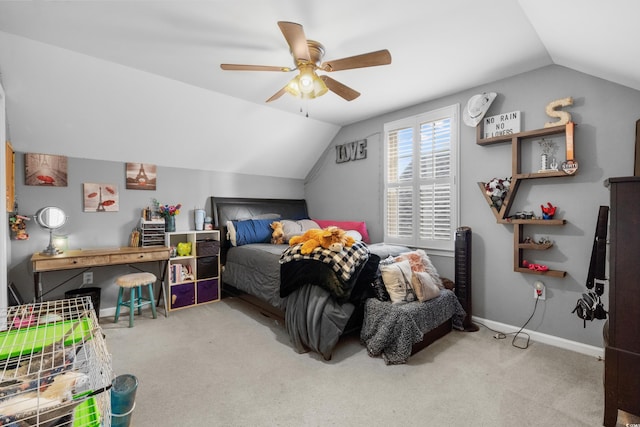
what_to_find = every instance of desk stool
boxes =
[114,272,158,327]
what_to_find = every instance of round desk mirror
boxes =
[35,206,67,255]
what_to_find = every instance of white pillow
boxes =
[411,272,441,302]
[226,220,237,246]
[380,260,415,304]
[344,230,363,242]
[395,249,443,289]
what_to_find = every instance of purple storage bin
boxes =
[171,283,195,309]
[197,279,219,304]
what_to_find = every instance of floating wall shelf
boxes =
[477,121,577,277]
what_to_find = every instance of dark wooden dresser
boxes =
[604,176,640,426]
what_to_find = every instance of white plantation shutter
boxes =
[386,186,413,238]
[384,104,459,251]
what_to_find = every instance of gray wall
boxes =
[9,154,303,308]
[305,64,640,348]
[9,64,639,348]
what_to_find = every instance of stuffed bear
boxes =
[270,221,285,244]
[289,226,355,254]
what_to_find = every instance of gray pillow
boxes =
[281,219,320,243]
[368,243,413,259]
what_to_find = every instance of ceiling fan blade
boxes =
[277,21,310,63]
[266,87,287,103]
[321,49,392,72]
[221,64,292,72]
[319,75,360,101]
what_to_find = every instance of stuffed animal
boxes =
[541,202,557,219]
[289,226,355,254]
[484,177,511,209]
[270,221,284,244]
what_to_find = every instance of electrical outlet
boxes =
[534,280,546,300]
[83,271,93,285]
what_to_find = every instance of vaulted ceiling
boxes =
[0,1,638,179]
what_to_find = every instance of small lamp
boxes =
[52,234,68,252]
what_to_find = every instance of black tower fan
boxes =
[455,226,478,331]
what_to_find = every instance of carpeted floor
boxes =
[100,298,634,426]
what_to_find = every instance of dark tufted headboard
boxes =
[209,196,308,264]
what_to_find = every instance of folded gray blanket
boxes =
[360,290,465,364]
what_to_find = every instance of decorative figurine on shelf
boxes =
[9,214,30,240]
[544,96,573,128]
[541,202,557,219]
[538,138,558,172]
[176,242,192,257]
[484,177,512,210]
[522,259,549,272]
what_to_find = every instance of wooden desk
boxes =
[31,246,170,303]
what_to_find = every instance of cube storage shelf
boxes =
[165,230,220,311]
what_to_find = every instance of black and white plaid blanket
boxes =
[280,240,370,283]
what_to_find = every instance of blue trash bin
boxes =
[111,374,138,427]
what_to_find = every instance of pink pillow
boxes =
[312,219,370,243]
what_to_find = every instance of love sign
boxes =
[336,139,367,163]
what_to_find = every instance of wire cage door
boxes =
[0,297,113,426]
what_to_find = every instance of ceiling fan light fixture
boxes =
[285,75,302,97]
[313,75,328,97]
[298,66,316,94]
[285,67,328,100]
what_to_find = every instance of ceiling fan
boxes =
[220,21,392,102]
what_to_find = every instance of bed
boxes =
[211,196,467,363]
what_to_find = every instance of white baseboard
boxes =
[100,307,117,318]
[99,305,167,319]
[471,316,604,359]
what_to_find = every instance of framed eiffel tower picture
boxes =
[83,182,119,212]
[24,153,68,187]
[126,162,157,190]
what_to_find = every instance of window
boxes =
[383,104,459,252]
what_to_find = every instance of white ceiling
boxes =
[0,0,638,178]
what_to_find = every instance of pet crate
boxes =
[0,297,114,426]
